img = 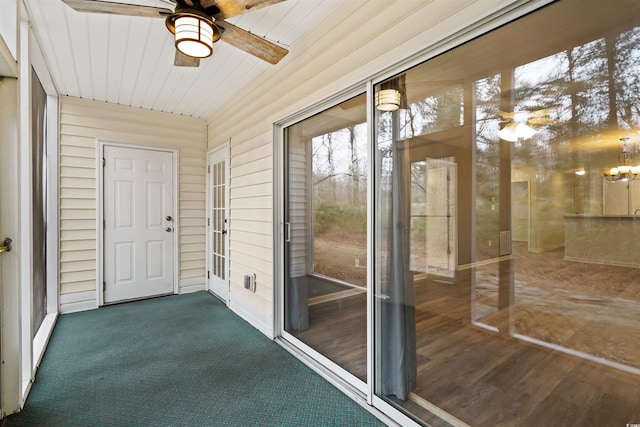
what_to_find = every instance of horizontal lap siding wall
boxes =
[59,97,207,301]
[228,134,273,316]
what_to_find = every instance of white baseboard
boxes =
[228,294,274,339]
[60,279,206,313]
[179,277,206,294]
[59,290,98,313]
[529,243,564,253]
[33,313,58,368]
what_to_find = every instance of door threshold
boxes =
[102,292,175,307]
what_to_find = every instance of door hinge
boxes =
[207,218,210,226]
[103,281,106,291]
[207,270,210,279]
[103,220,105,229]
[102,158,105,167]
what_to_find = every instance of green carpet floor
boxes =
[4,291,385,426]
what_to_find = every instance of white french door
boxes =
[103,145,175,303]
[206,146,229,302]
[425,157,457,278]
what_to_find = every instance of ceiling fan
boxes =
[497,108,554,141]
[60,0,289,67]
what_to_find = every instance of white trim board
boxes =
[59,290,97,314]
[180,277,206,294]
[33,313,57,369]
[228,293,274,339]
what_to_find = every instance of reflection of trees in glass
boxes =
[312,124,367,206]
[514,28,640,162]
[379,24,640,254]
[399,86,464,139]
[511,52,572,178]
[508,27,640,217]
[568,39,609,133]
[475,74,501,259]
[312,123,368,285]
[615,27,640,130]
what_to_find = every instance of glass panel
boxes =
[284,93,368,381]
[210,158,227,282]
[221,162,225,207]
[32,67,48,337]
[374,0,640,425]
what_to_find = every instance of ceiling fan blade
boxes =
[61,0,172,17]
[207,0,286,19]
[532,108,553,116]
[528,118,551,125]
[174,50,200,67]
[216,20,287,64]
[528,108,554,124]
[498,111,515,120]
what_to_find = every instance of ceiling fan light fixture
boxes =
[175,15,213,58]
[376,89,401,112]
[166,9,221,59]
[497,122,537,142]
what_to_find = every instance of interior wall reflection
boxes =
[373,0,640,425]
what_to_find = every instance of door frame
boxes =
[205,142,230,303]
[96,140,179,307]
[1,24,60,413]
[511,179,531,251]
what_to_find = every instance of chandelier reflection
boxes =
[603,137,640,182]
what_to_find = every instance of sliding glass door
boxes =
[279,1,640,425]
[283,93,368,383]
[373,0,640,425]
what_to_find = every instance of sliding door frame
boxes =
[274,84,370,397]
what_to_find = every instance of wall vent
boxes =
[244,273,256,292]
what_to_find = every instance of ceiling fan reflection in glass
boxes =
[497,108,553,142]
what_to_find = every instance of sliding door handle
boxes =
[0,237,13,253]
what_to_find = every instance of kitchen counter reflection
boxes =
[564,214,640,268]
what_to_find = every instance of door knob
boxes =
[165,227,172,232]
[166,215,173,221]
[0,237,13,253]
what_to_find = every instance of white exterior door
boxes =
[0,78,21,412]
[206,147,229,302]
[103,145,175,303]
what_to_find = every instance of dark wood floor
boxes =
[291,246,640,426]
[412,279,640,426]
[294,293,367,381]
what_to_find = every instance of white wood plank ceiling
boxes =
[25,0,343,118]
